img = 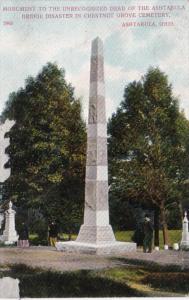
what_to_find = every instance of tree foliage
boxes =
[108,67,189,244]
[1,63,86,232]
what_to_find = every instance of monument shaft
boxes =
[76,37,115,243]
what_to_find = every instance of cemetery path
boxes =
[0,246,119,271]
[0,247,189,271]
[117,248,189,269]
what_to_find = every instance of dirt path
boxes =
[0,246,118,271]
[0,246,189,272]
[118,248,189,269]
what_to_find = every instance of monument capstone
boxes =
[56,37,136,254]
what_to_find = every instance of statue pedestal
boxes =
[2,201,18,245]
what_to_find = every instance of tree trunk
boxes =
[178,201,183,226]
[160,206,169,246]
[154,207,160,247]
[68,233,72,241]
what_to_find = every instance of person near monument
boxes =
[17,222,29,248]
[143,215,153,253]
[48,221,58,247]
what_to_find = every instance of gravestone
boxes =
[0,277,20,298]
[180,211,189,249]
[56,37,136,254]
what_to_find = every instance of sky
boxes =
[0,0,189,122]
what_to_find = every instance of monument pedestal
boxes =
[56,240,136,255]
[76,225,116,243]
[180,242,189,249]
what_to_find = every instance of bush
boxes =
[30,218,48,243]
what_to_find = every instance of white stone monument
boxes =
[2,201,18,245]
[173,243,179,250]
[0,119,16,243]
[56,37,136,254]
[0,277,20,298]
[180,211,189,249]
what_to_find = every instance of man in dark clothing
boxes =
[143,215,153,253]
[48,221,58,247]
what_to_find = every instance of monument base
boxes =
[180,241,189,250]
[56,241,136,255]
[76,225,116,244]
[1,234,18,245]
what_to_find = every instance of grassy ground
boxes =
[95,264,189,296]
[0,262,188,297]
[115,230,182,249]
[0,229,186,297]
[29,230,182,248]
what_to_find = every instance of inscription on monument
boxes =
[89,103,97,124]
[97,181,108,210]
[87,139,97,165]
[97,137,107,165]
[90,56,104,82]
[85,181,96,211]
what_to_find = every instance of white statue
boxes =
[2,201,18,245]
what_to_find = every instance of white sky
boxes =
[0,0,189,121]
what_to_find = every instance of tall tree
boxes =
[1,63,86,233]
[108,67,189,246]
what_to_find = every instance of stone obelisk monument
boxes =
[76,37,115,244]
[56,37,136,254]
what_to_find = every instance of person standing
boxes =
[17,222,29,248]
[48,221,58,247]
[143,215,153,253]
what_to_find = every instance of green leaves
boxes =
[108,67,189,228]
[1,62,86,231]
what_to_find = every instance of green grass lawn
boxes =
[1,263,188,297]
[29,229,182,249]
[114,230,182,249]
[95,265,189,296]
